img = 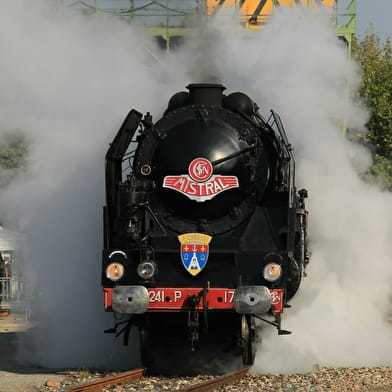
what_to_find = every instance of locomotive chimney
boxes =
[187,83,226,106]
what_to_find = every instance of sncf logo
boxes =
[163,158,239,202]
[188,158,213,182]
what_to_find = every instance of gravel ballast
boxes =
[52,367,392,392]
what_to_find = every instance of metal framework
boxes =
[0,277,29,315]
[0,230,31,322]
[334,0,357,57]
[60,0,356,51]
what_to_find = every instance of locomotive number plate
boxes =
[147,288,235,310]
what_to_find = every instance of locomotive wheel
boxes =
[139,327,154,368]
[240,315,255,365]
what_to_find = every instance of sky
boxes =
[357,0,392,41]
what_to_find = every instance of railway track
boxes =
[174,367,249,392]
[67,366,249,392]
[67,368,145,392]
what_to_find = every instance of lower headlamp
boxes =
[137,261,156,280]
[106,262,124,281]
[263,263,282,282]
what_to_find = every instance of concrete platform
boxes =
[0,312,37,333]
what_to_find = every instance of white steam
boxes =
[0,0,170,369]
[214,7,392,372]
[168,5,392,372]
[0,0,391,372]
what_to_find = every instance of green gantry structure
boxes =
[60,0,357,53]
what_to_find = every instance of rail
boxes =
[67,367,249,392]
[175,367,250,392]
[0,277,24,308]
[0,277,30,319]
[67,368,145,392]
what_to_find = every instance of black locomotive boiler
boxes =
[102,83,309,367]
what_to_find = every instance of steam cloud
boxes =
[0,0,391,372]
[215,7,392,372]
[0,0,169,369]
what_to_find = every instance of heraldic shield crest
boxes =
[178,233,212,276]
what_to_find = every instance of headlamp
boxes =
[263,263,282,282]
[106,262,124,281]
[137,261,156,280]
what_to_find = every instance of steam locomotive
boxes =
[102,83,309,367]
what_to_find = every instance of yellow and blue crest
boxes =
[178,233,212,276]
